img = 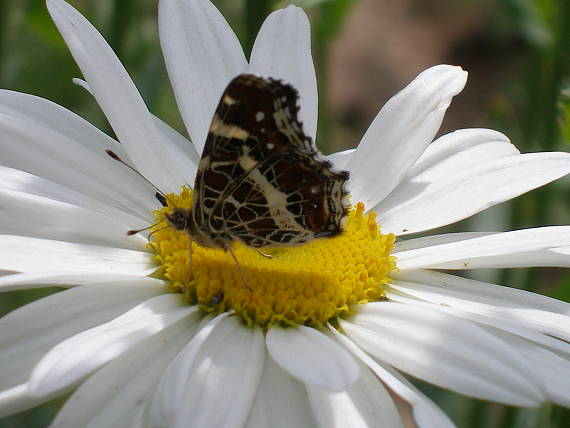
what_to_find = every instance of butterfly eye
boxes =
[165,209,191,231]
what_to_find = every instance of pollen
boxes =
[149,188,396,328]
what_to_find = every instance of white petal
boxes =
[0,88,125,162]
[0,280,165,396]
[0,189,147,251]
[0,165,146,230]
[347,65,467,207]
[128,406,145,428]
[326,149,355,171]
[397,269,570,314]
[341,302,544,406]
[382,371,456,428]
[152,116,200,185]
[249,6,318,141]
[73,77,200,185]
[0,164,91,207]
[150,315,264,428]
[71,76,91,91]
[159,0,247,154]
[489,330,570,407]
[395,226,570,270]
[329,327,456,428]
[172,317,264,428]
[307,362,403,428]
[266,324,359,392]
[148,313,229,426]
[127,403,147,428]
[394,232,492,252]
[0,384,49,420]
[378,146,570,235]
[50,314,200,428]
[0,235,154,275]
[403,128,518,181]
[47,0,182,192]
[0,272,157,293]
[0,93,156,222]
[387,287,570,370]
[393,270,570,343]
[28,294,194,398]
[246,355,316,428]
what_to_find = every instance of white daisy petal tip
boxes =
[417,65,468,113]
[248,1,317,140]
[266,325,359,392]
[46,0,64,11]
[48,0,184,193]
[72,77,91,92]
[286,4,304,11]
[348,63,469,207]
[376,129,570,235]
[158,0,247,153]
[262,4,309,33]
[272,3,305,16]
[426,64,468,91]
[46,0,77,26]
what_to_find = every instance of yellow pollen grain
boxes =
[149,188,396,328]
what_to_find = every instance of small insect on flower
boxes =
[107,74,349,287]
[116,74,350,284]
[169,74,349,248]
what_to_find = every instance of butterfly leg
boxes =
[188,236,193,278]
[226,245,254,291]
[257,250,273,259]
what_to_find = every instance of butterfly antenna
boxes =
[227,246,254,291]
[105,150,167,202]
[126,219,166,236]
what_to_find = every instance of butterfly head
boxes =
[164,208,193,231]
[164,205,222,249]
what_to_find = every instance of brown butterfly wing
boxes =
[192,74,349,248]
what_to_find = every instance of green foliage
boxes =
[549,270,570,301]
[559,83,570,143]
[244,0,273,56]
[276,0,334,9]
[24,0,66,47]
[313,0,355,39]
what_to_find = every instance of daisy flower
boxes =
[1,0,570,427]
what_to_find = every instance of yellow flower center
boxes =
[149,187,396,328]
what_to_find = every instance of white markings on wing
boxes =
[237,153,306,232]
[210,115,249,140]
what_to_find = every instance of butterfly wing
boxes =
[192,74,349,248]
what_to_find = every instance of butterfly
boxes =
[163,74,350,254]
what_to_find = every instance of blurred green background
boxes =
[0,0,569,426]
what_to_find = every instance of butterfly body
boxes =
[166,74,349,250]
